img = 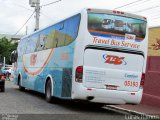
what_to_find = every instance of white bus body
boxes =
[14,8,148,104]
[72,9,148,104]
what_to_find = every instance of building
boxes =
[0,34,23,43]
[142,27,160,107]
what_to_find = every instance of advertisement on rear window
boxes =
[148,27,160,56]
[88,13,147,49]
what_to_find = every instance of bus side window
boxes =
[56,21,66,47]
[41,14,80,49]
[17,38,27,56]
[44,23,64,49]
[25,36,38,54]
[36,34,47,51]
[11,50,18,63]
[64,14,80,46]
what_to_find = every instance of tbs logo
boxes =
[30,54,37,66]
[103,54,127,65]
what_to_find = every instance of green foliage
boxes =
[0,37,18,64]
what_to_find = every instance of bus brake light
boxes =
[75,66,83,83]
[113,10,124,14]
[143,17,147,20]
[140,73,145,86]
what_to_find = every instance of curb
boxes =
[104,105,159,119]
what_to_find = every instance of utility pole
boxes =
[3,57,5,68]
[29,0,40,31]
[34,0,40,31]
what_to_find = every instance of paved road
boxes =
[0,81,127,120]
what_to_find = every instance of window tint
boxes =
[25,35,38,54]
[35,34,47,51]
[45,22,66,49]
[17,38,27,56]
[65,14,81,45]
[43,14,81,49]
[88,13,146,39]
[19,14,81,54]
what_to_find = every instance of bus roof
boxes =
[87,8,147,22]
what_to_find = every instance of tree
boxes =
[0,37,18,64]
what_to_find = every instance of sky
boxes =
[0,0,160,35]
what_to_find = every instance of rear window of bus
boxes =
[88,13,147,40]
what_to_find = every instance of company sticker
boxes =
[103,54,127,65]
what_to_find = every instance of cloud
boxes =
[0,0,159,35]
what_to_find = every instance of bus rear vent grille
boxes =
[61,68,72,97]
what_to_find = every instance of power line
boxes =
[149,16,160,21]
[40,11,54,21]
[12,2,54,35]
[114,0,144,10]
[133,5,160,13]
[14,0,62,33]
[145,11,160,20]
[13,3,54,22]
[13,3,33,12]
[115,0,151,9]
[14,11,35,35]
[41,0,62,7]
[147,11,160,18]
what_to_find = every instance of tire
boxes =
[0,86,5,92]
[18,76,25,91]
[45,79,53,103]
[1,86,5,92]
[19,85,25,91]
[94,103,105,108]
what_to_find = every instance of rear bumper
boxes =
[72,84,143,104]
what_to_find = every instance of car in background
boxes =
[0,69,5,92]
[2,67,12,75]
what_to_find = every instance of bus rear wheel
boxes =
[45,79,53,103]
[18,76,25,91]
[0,86,5,92]
[19,85,25,91]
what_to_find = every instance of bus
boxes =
[12,8,148,104]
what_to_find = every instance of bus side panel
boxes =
[14,56,28,88]
[46,42,75,98]
[15,14,80,99]
[22,41,76,98]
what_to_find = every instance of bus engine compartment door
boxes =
[83,47,144,92]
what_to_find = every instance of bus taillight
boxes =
[75,66,83,83]
[140,73,145,87]
[143,17,147,20]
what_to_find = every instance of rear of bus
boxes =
[72,8,148,104]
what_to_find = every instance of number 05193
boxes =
[124,80,139,87]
